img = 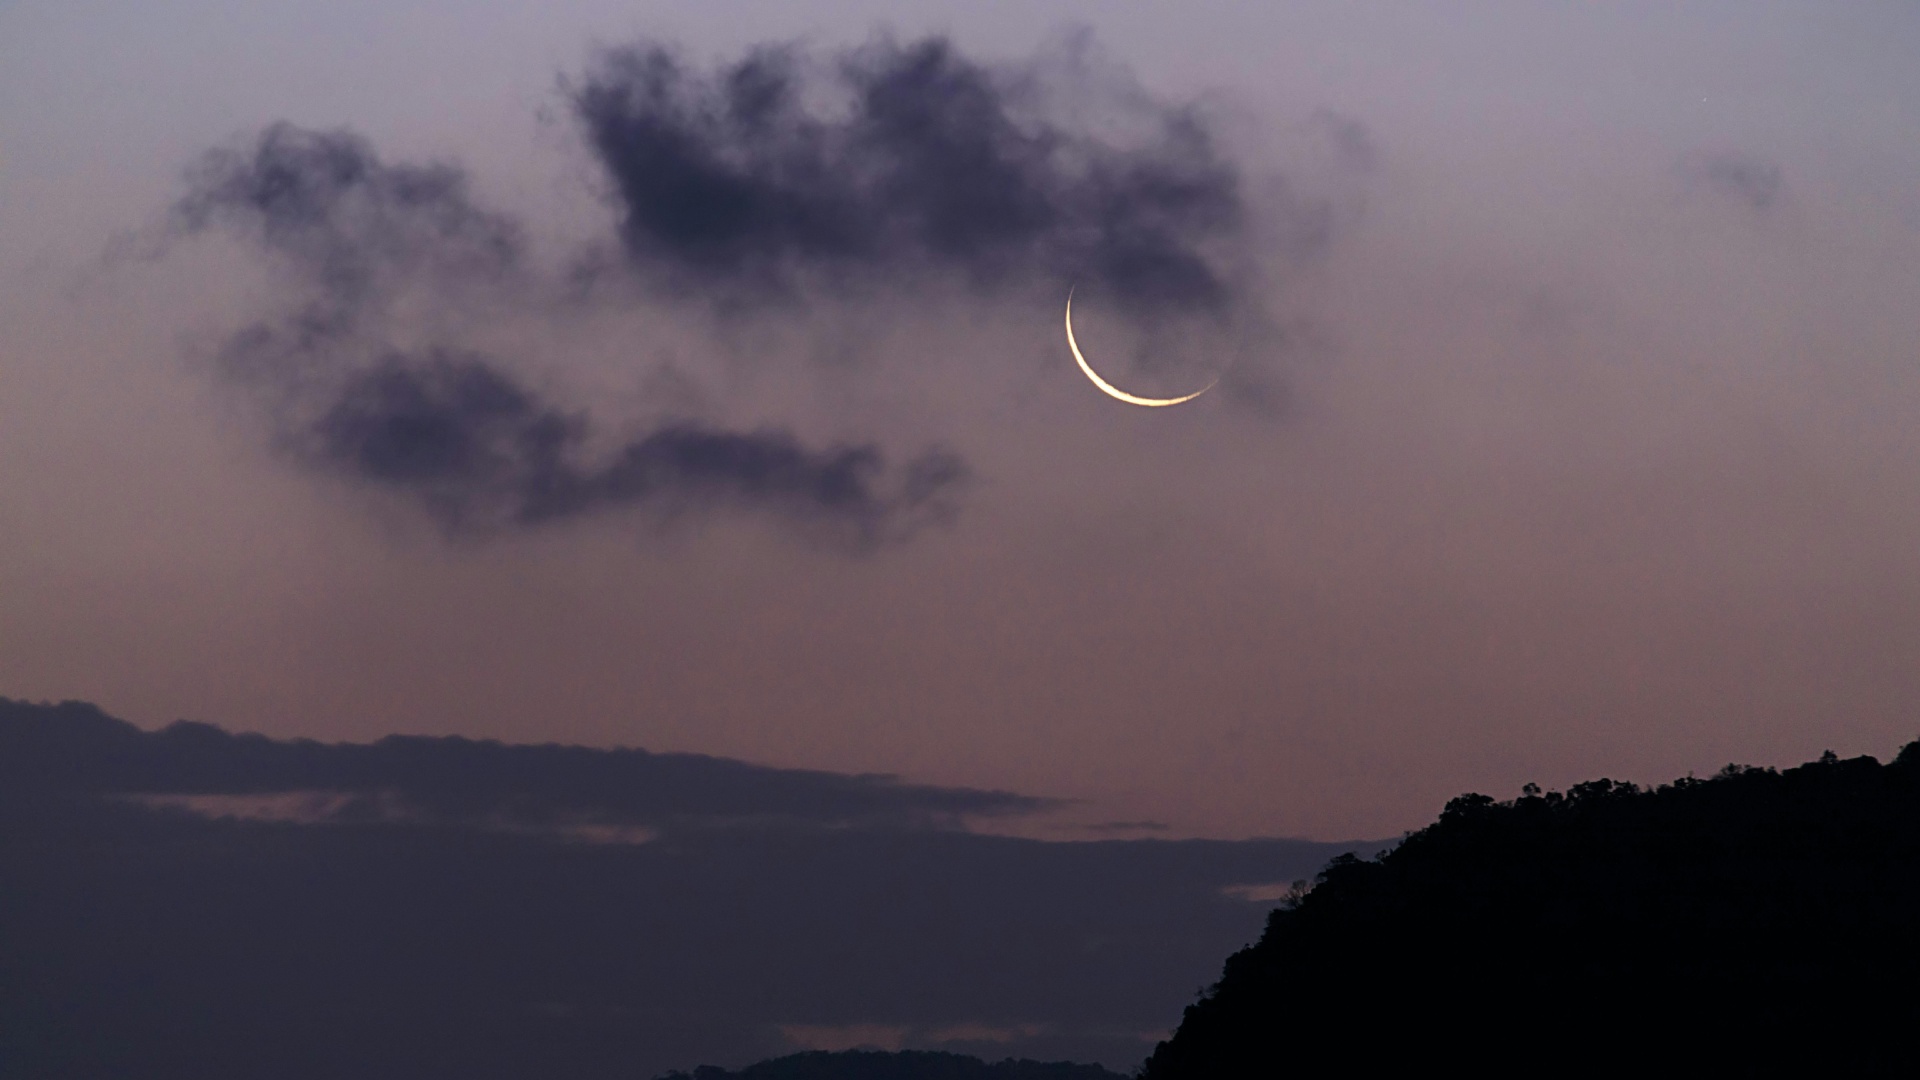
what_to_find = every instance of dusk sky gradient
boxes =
[5,1,1920,841]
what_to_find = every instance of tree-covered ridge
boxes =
[1144,743,1920,1076]
[661,1050,1124,1080]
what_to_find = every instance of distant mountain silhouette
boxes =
[1143,743,1920,1076]
[660,1049,1124,1080]
[0,697,1370,1078]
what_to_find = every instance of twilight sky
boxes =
[4,1,1919,841]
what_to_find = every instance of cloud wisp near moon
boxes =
[155,34,1301,550]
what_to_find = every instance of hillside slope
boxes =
[1144,744,1920,1075]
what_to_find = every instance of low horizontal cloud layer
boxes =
[0,698,1039,830]
[572,37,1257,312]
[176,123,966,546]
[1,698,1370,1076]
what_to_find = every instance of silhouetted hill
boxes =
[1143,743,1920,1076]
[660,1049,1124,1080]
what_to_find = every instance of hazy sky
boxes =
[5,1,1919,840]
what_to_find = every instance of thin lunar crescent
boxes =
[1065,290,1219,408]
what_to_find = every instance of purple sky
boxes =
[4,1,1919,840]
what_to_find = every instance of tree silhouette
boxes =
[1143,743,1920,1076]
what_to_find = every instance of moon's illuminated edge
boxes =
[1065,291,1217,408]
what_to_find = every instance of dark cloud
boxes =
[663,1053,1125,1080]
[1084,820,1170,833]
[1686,149,1784,211]
[571,37,1252,312]
[167,36,1314,544]
[177,124,967,547]
[175,122,524,307]
[1,698,1376,1077]
[298,351,965,543]
[0,697,1039,829]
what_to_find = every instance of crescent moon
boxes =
[1066,289,1219,408]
